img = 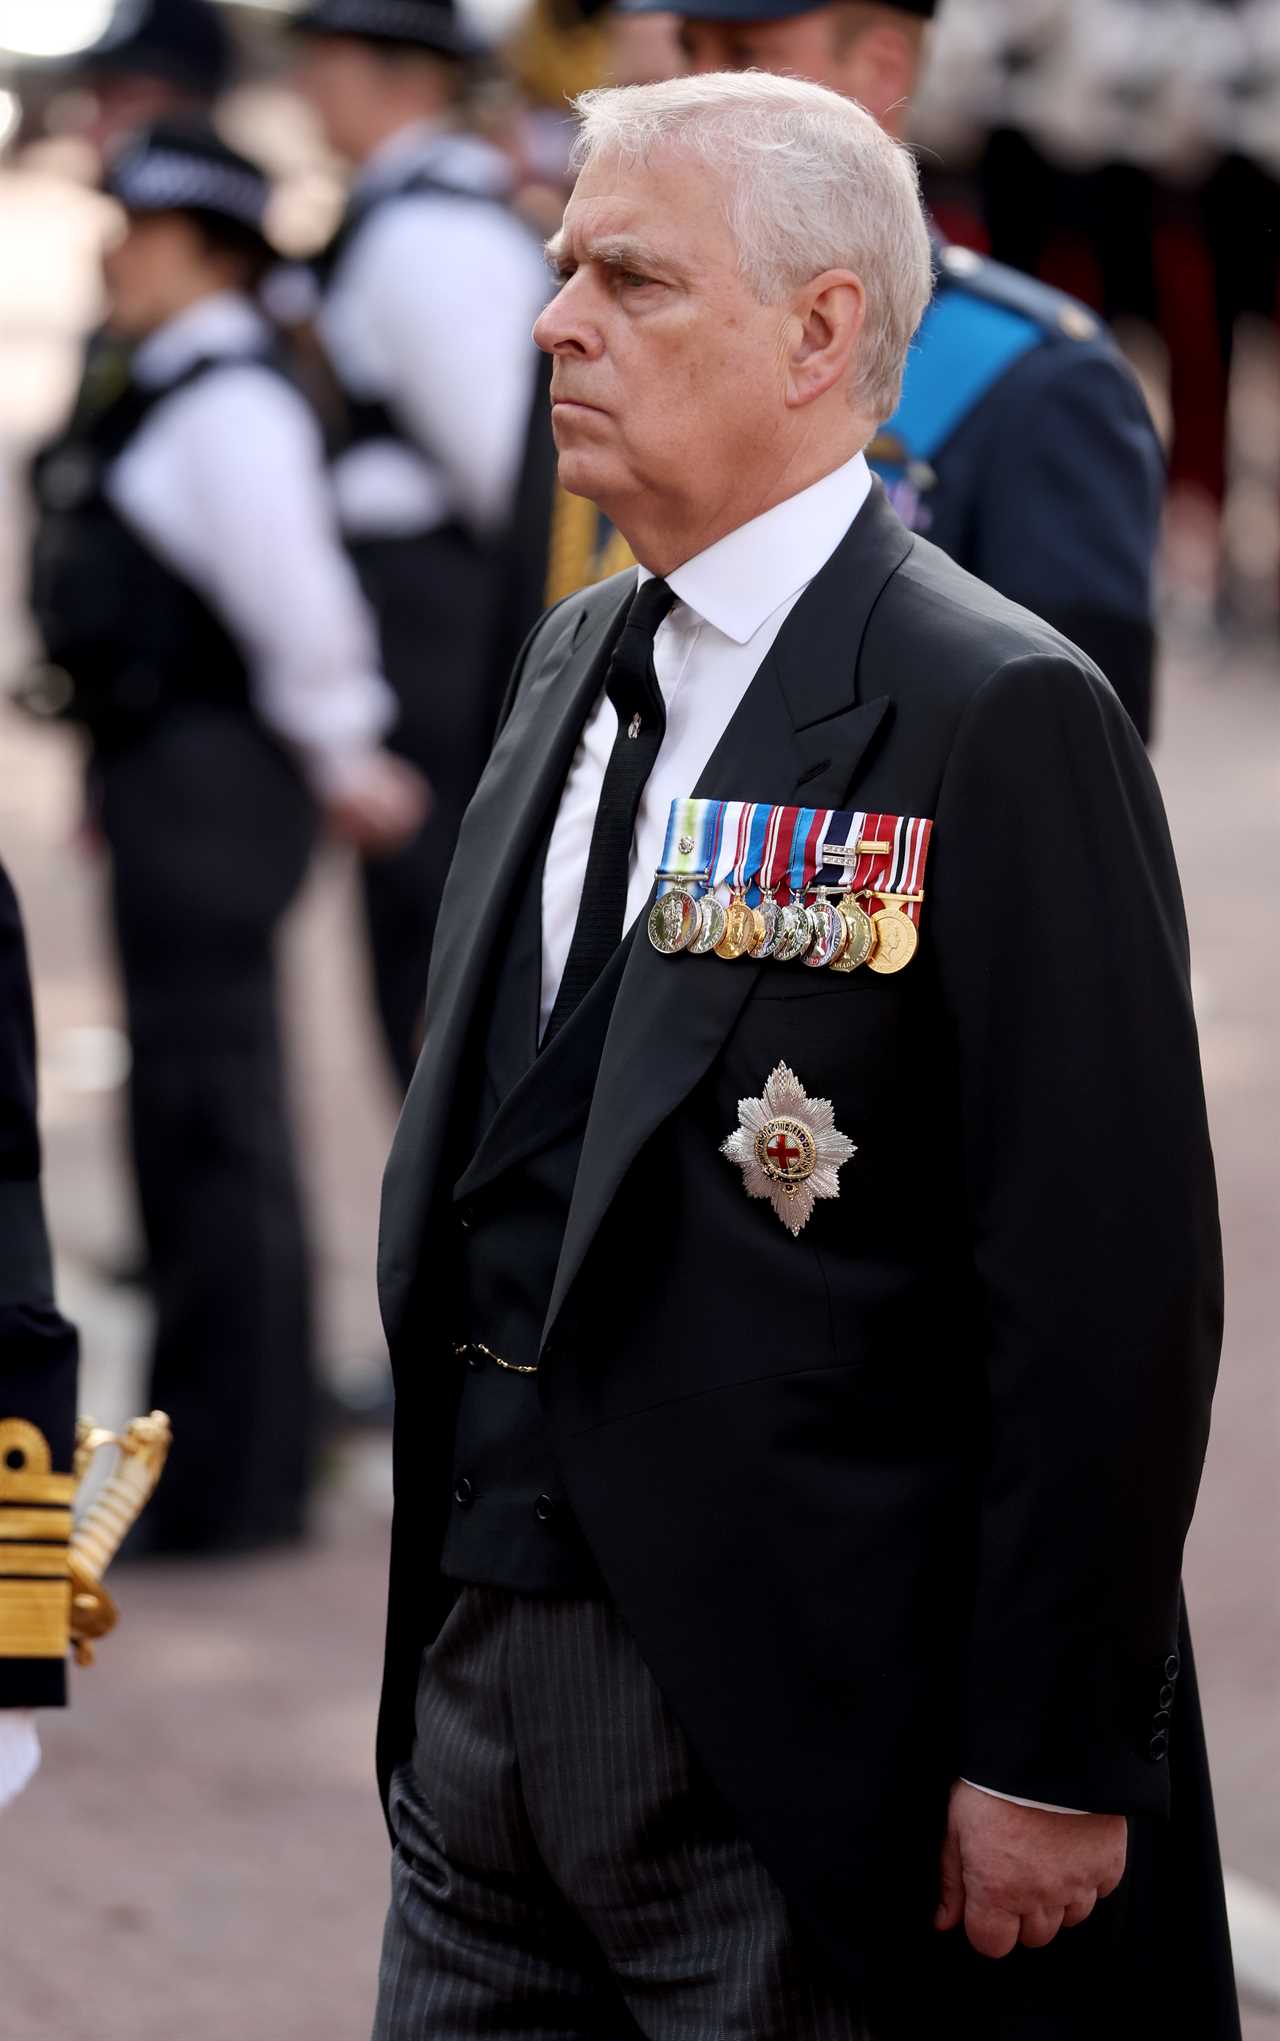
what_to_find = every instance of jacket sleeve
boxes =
[0,863,78,1709]
[967,341,1164,744]
[929,652,1220,1817]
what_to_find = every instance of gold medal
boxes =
[715,893,756,960]
[830,895,875,973]
[866,906,918,975]
[647,889,701,955]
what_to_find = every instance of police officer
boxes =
[28,121,423,1554]
[0,858,78,1801]
[71,0,236,156]
[291,0,551,1090]
[621,0,1166,740]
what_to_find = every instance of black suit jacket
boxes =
[376,487,1229,2025]
[0,859,78,1706]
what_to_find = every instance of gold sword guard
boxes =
[69,1411,171,1666]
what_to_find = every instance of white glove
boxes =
[0,1712,40,1808]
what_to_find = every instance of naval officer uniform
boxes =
[28,123,397,1553]
[0,859,79,1802]
[295,0,552,1091]
[370,453,1236,2036]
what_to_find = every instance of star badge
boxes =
[720,1062,856,1236]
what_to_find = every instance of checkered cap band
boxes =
[110,146,267,233]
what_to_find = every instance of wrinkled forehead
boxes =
[552,144,739,275]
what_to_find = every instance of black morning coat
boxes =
[375,486,1239,2036]
[0,859,78,1707]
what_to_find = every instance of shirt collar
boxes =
[131,291,270,386]
[637,452,873,644]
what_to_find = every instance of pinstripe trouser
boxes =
[372,1588,868,2040]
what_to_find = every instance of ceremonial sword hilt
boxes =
[69,1411,171,1666]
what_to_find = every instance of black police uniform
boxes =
[295,0,550,1092]
[310,170,519,1094]
[27,131,317,1555]
[0,860,78,1705]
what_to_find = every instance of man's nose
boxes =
[533,278,601,358]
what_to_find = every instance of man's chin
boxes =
[554,450,621,507]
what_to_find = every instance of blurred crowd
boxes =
[0,0,1276,1563]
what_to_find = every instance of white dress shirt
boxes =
[538,453,873,1034]
[319,120,550,541]
[537,451,1078,1818]
[106,291,396,797]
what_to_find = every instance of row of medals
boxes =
[647,878,919,975]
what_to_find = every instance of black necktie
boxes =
[544,576,676,1041]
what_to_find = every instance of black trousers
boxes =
[373,1589,866,2040]
[351,530,503,1094]
[97,707,316,1551]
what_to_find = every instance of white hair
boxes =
[569,70,934,422]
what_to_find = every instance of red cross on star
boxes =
[766,1129,804,1175]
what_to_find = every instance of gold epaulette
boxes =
[0,1421,73,1660]
[545,486,637,607]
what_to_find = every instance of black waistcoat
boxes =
[440,838,631,1596]
[26,356,265,749]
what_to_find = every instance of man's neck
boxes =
[618,431,868,579]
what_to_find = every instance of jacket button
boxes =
[458,1204,476,1232]
[533,1493,557,1524]
[454,1477,475,1507]
[1148,1729,1170,1762]
[1158,1683,1176,1711]
[1151,1708,1172,1731]
[1164,1652,1180,1682]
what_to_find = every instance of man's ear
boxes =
[784,270,866,409]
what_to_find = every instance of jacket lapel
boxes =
[378,577,635,1339]
[544,486,912,1340]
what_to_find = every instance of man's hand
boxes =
[325,752,431,856]
[935,1781,1127,1959]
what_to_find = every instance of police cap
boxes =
[620,0,934,19]
[290,0,479,61]
[79,0,235,98]
[103,118,274,255]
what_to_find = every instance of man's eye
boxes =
[618,271,654,289]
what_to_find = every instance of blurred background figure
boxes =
[62,0,237,157]
[911,0,1280,635]
[25,118,423,1555]
[290,0,550,1093]
[0,855,78,1800]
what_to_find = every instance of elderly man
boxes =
[612,0,1164,743]
[371,72,1236,2041]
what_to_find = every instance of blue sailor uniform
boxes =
[870,241,1164,742]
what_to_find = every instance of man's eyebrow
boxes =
[544,233,680,280]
